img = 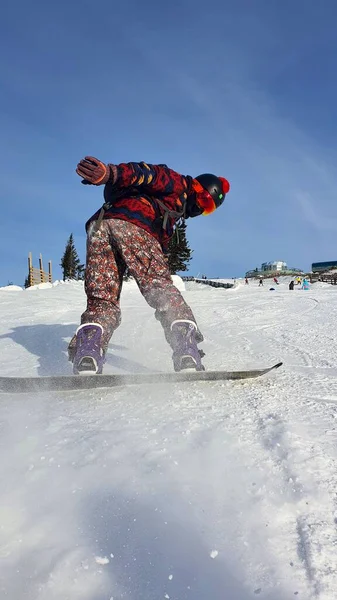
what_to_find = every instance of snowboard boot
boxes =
[170,320,205,372]
[72,323,106,375]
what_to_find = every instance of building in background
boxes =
[261,261,287,273]
[245,261,303,279]
[312,261,337,273]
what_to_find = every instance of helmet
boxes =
[185,173,230,218]
[195,173,230,209]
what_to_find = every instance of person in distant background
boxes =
[302,278,310,290]
[259,277,264,286]
[68,157,230,375]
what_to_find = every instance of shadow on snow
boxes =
[0,324,152,376]
[83,490,289,600]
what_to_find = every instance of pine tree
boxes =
[167,221,193,274]
[60,234,85,281]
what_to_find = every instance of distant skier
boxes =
[68,157,230,374]
[259,277,264,286]
[273,277,279,285]
[245,277,249,285]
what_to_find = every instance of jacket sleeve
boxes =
[112,162,191,197]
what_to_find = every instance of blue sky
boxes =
[1,0,337,285]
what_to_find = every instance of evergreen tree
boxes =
[60,234,85,281]
[167,221,193,274]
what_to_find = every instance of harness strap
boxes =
[90,190,186,237]
[153,197,186,230]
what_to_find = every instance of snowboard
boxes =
[0,362,282,393]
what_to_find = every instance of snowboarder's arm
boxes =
[76,157,191,196]
[112,162,191,196]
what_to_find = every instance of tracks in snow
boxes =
[231,373,337,599]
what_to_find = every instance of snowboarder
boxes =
[289,280,294,290]
[68,157,230,374]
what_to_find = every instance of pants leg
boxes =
[105,220,203,346]
[80,221,125,350]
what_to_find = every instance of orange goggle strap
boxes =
[192,180,217,215]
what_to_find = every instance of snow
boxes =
[1,277,337,599]
[0,285,23,292]
[171,274,186,292]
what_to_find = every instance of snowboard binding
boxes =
[72,323,106,375]
[170,320,205,372]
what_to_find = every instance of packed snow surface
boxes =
[0,277,337,599]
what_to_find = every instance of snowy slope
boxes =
[0,279,337,600]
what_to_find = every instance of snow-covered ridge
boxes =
[0,274,186,293]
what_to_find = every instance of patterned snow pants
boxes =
[70,219,202,354]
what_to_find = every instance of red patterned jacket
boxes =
[86,162,194,251]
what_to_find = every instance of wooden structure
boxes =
[319,276,337,285]
[27,253,52,287]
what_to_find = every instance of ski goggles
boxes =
[192,180,218,215]
[192,179,228,216]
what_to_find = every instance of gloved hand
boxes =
[76,156,113,185]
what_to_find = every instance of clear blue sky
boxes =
[1,0,337,285]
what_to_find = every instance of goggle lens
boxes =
[192,179,217,215]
